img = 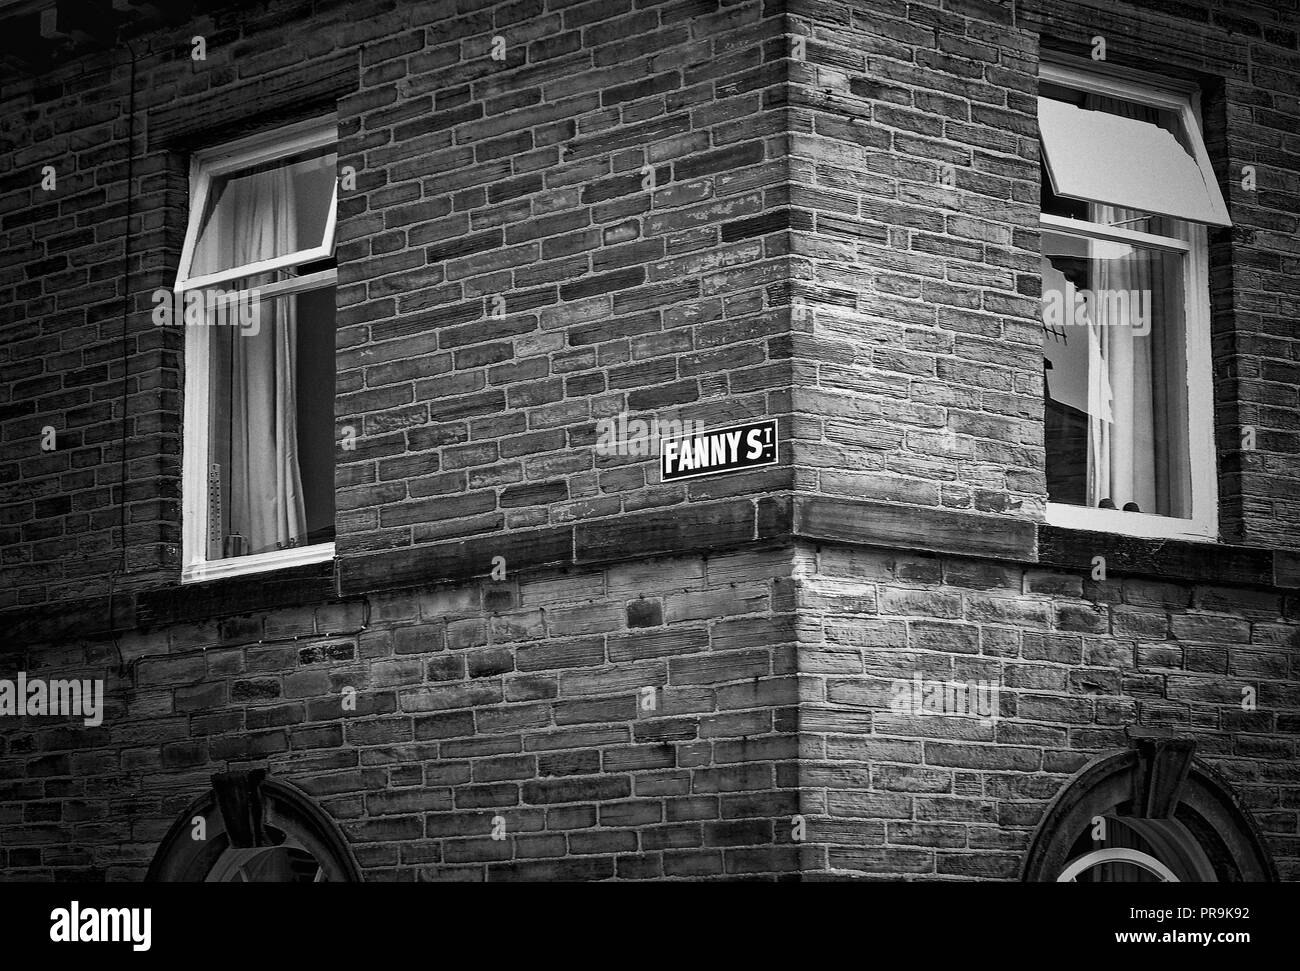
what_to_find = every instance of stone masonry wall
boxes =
[796,540,1300,880]
[0,548,803,881]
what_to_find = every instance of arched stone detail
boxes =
[1022,738,1277,882]
[146,769,361,883]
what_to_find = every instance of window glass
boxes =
[190,147,336,277]
[1041,230,1190,518]
[204,288,337,559]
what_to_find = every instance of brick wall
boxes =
[786,0,1044,536]
[0,0,799,609]
[332,0,798,594]
[0,548,802,880]
[0,39,176,607]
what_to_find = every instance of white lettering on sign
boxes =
[661,419,778,482]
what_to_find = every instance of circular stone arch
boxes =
[1022,741,1277,882]
[147,769,361,883]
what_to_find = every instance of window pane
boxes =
[205,286,336,559]
[1041,230,1191,518]
[190,147,336,277]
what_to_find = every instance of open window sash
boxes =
[1038,61,1229,228]
[176,117,338,294]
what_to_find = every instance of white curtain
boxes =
[1088,198,1157,512]
[194,168,306,555]
[1085,96,1182,517]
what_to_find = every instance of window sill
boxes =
[182,542,336,585]
[1045,503,1216,542]
[136,557,339,630]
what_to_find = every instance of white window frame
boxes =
[176,117,339,295]
[1039,61,1221,542]
[179,117,338,583]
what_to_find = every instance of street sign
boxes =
[660,418,778,482]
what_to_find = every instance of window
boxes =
[1038,62,1228,540]
[177,118,338,582]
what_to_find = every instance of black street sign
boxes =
[660,418,778,482]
